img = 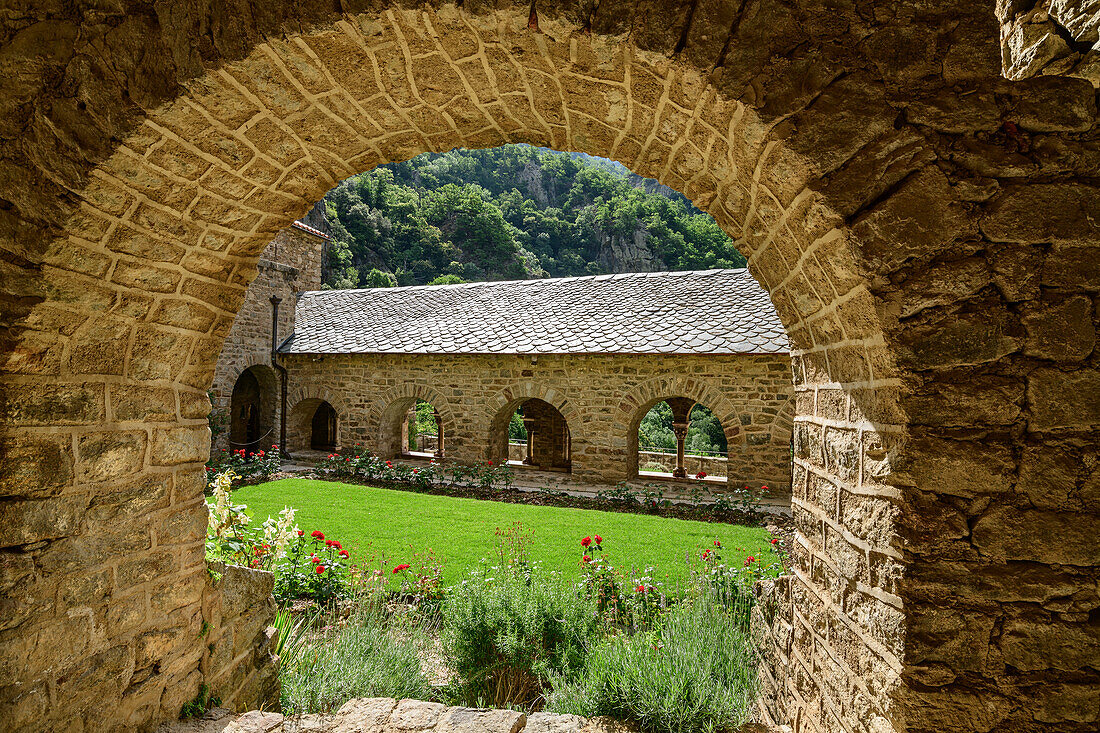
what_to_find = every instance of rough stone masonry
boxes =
[0,1,1098,732]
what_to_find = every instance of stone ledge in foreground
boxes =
[160,697,787,733]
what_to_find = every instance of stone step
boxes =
[163,698,789,733]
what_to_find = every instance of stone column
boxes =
[433,408,445,459]
[522,416,537,465]
[666,397,695,479]
[672,422,689,478]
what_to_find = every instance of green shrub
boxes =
[280,607,433,715]
[440,568,601,709]
[546,597,757,733]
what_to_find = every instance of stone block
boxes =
[972,505,1100,566]
[523,712,589,733]
[1027,368,1100,430]
[330,697,397,732]
[117,550,176,587]
[435,706,526,733]
[896,433,1015,498]
[218,565,276,620]
[0,382,104,426]
[1011,76,1098,132]
[1022,296,1096,361]
[851,167,971,275]
[77,430,148,482]
[0,494,89,547]
[111,385,178,422]
[1032,682,1100,723]
[152,426,211,465]
[982,183,1100,245]
[1001,616,1100,671]
[389,700,447,733]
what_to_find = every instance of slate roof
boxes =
[280,269,788,356]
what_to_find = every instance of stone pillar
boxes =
[666,397,695,479]
[433,408,445,459]
[522,416,536,465]
[672,421,689,478]
[402,408,412,454]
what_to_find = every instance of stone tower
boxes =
[209,203,328,454]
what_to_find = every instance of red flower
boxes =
[412,469,418,474]
[311,530,325,540]
[714,540,721,548]
[702,549,710,559]
[594,534,602,545]
[761,485,768,491]
[636,585,646,593]
[582,555,591,563]
[257,450,265,457]
[328,454,335,459]
[770,538,779,545]
[744,556,756,566]
[581,536,591,548]
[331,540,342,550]
[297,530,304,536]
[316,565,326,574]
[339,550,349,558]
[487,460,493,466]
[393,564,411,573]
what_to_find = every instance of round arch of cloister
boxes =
[615,374,745,484]
[286,384,353,453]
[367,383,459,459]
[483,381,584,468]
[1,2,1097,732]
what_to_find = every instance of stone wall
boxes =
[201,565,279,713]
[282,352,795,496]
[1,2,1098,732]
[210,223,325,453]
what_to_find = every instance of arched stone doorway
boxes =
[379,397,448,460]
[228,365,277,454]
[287,398,339,453]
[500,398,573,473]
[309,401,337,450]
[636,398,732,484]
[1,4,1097,732]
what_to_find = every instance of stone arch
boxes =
[227,363,278,453]
[1,3,1095,733]
[616,375,743,484]
[286,384,351,453]
[484,382,582,466]
[367,383,457,459]
[770,396,796,446]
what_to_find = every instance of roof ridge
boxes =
[307,267,750,297]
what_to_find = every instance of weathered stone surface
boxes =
[972,505,1100,566]
[1023,296,1097,361]
[1027,368,1100,430]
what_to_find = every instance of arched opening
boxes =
[377,395,449,460]
[492,398,572,473]
[637,398,729,484]
[310,401,337,450]
[228,365,277,454]
[287,397,340,454]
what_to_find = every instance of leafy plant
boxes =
[280,606,433,715]
[273,530,355,605]
[441,567,601,709]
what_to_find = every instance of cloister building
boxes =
[211,222,795,497]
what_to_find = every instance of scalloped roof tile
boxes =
[280,269,788,355]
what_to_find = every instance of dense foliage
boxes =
[322,145,746,288]
[639,402,728,455]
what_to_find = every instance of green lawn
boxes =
[235,478,775,585]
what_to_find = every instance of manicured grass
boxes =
[235,478,775,585]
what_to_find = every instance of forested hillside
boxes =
[321,145,746,288]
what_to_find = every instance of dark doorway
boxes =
[229,367,275,453]
[311,401,337,450]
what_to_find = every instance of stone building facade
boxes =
[209,218,327,455]
[276,269,795,496]
[1,2,1098,732]
[282,351,795,495]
